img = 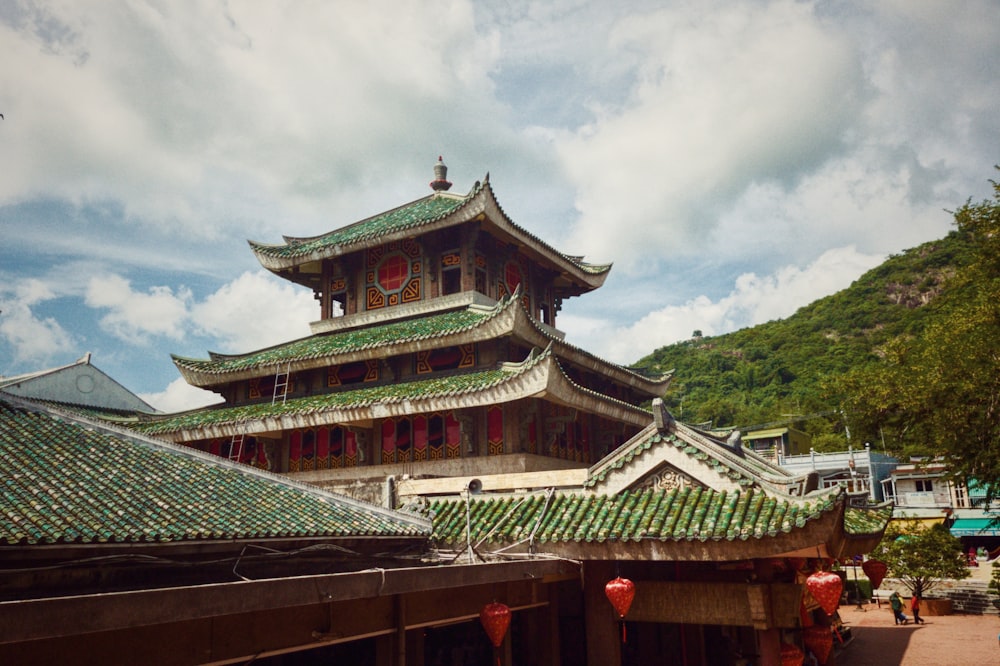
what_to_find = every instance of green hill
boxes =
[632,230,974,452]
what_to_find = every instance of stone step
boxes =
[943,587,1000,615]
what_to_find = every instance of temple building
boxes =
[139,158,670,504]
[0,161,891,665]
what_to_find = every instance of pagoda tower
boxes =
[143,159,671,502]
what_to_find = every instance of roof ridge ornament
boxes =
[430,155,452,192]
[652,398,675,433]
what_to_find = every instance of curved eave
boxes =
[172,294,670,400]
[505,301,672,398]
[475,180,610,292]
[171,298,523,388]
[141,348,650,443]
[836,501,894,558]
[248,190,470,272]
[249,176,611,294]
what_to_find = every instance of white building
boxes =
[778,443,897,502]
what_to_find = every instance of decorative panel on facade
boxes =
[328,360,379,387]
[487,405,504,455]
[248,374,294,401]
[366,241,422,310]
[381,413,461,463]
[446,415,461,458]
[497,257,530,311]
[415,345,475,374]
[289,427,358,472]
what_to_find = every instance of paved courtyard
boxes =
[834,603,999,666]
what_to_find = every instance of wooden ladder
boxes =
[272,364,290,405]
[229,433,245,462]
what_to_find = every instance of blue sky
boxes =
[1,0,998,412]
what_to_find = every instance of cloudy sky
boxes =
[1,0,997,412]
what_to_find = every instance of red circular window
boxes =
[377,253,410,292]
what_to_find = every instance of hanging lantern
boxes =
[780,642,805,666]
[802,625,834,664]
[604,577,636,618]
[806,570,843,616]
[605,576,636,643]
[479,602,511,649]
[862,559,888,589]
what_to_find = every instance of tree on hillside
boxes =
[838,169,1000,499]
[876,523,969,599]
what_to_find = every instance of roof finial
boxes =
[430,155,452,192]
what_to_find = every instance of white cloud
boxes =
[1,0,998,398]
[0,279,75,365]
[565,246,884,364]
[139,377,222,413]
[78,269,314,353]
[556,1,862,271]
[0,0,507,241]
[190,271,314,352]
[85,275,192,344]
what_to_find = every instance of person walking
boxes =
[911,594,925,624]
[890,591,909,624]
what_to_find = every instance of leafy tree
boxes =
[838,170,1000,497]
[636,227,969,440]
[875,523,969,598]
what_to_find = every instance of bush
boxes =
[844,578,874,602]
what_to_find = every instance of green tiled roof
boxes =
[173,307,492,376]
[251,193,468,261]
[430,486,837,546]
[250,179,611,278]
[0,399,429,546]
[133,366,519,436]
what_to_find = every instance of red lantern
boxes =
[806,570,843,616]
[479,602,511,648]
[862,559,888,589]
[802,625,834,664]
[780,642,805,666]
[605,576,636,643]
[604,577,636,618]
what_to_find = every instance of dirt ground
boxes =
[833,603,1000,666]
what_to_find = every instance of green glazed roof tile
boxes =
[251,194,468,261]
[0,399,429,546]
[844,503,893,535]
[250,182,611,277]
[133,365,517,436]
[430,487,838,547]
[173,307,492,376]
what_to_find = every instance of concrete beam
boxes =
[0,559,580,644]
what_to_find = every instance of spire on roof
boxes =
[429,155,452,191]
